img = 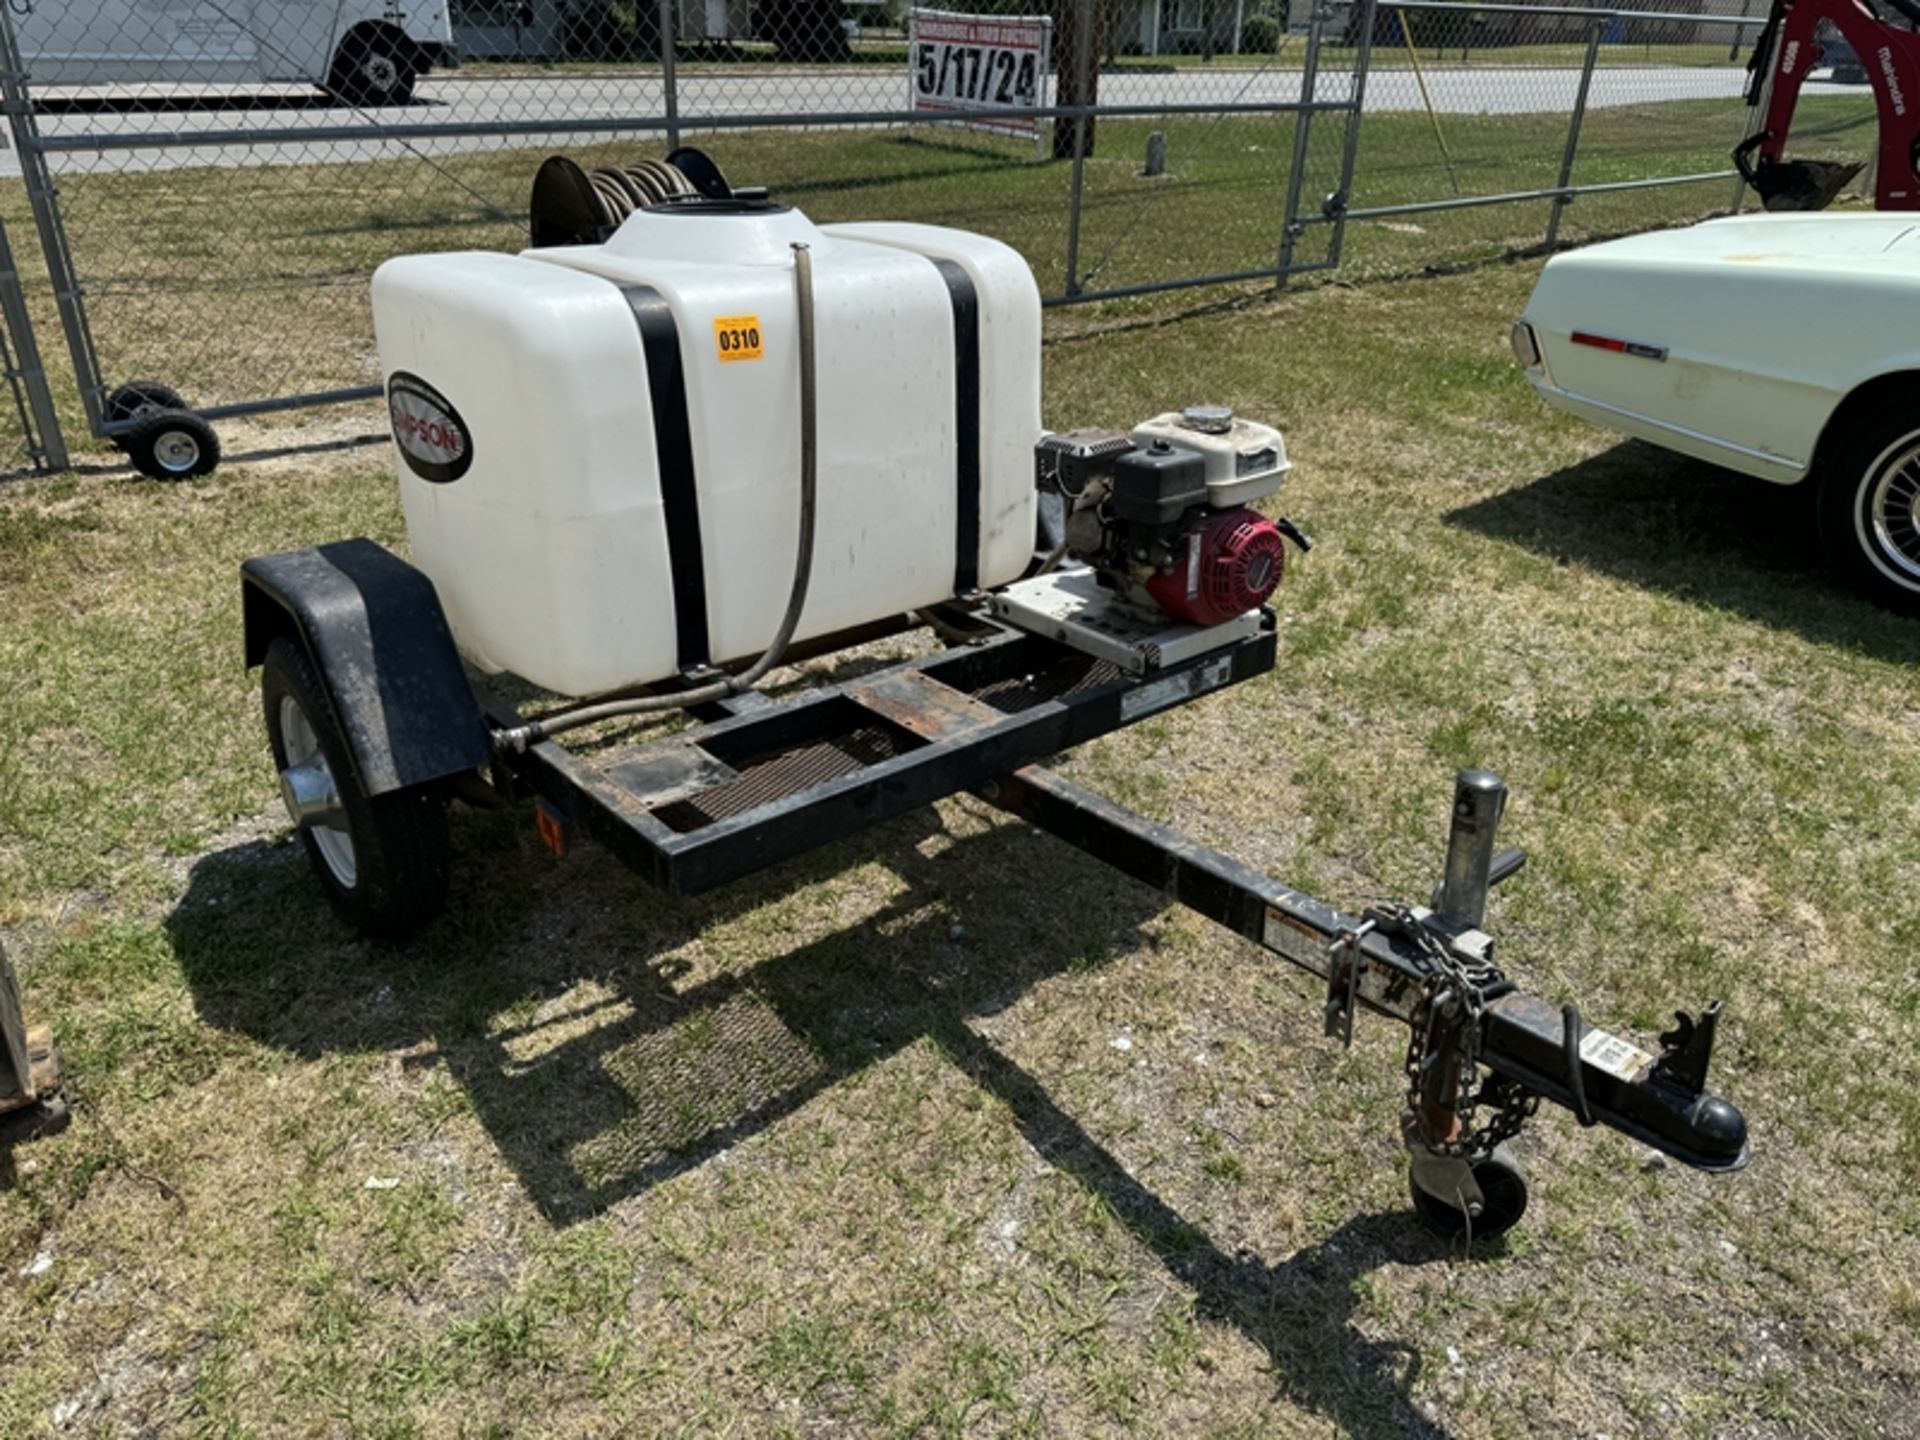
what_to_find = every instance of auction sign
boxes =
[907,8,1051,146]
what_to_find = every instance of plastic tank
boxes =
[371,202,1041,698]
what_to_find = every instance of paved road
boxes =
[2,66,1862,176]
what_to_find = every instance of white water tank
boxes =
[371,203,1041,698]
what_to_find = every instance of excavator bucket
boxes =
[1753,156,1866,211]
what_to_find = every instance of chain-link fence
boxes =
[1311,0,1859,277]
[0,0,1890,473]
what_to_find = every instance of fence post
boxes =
[1544,17,1603,251]
[1325,0,1378,270]
[1729,18,1768,215]
[0,214,68,473]
[660,0,681,152]
[0,9,104,448]
[1275,1,1328,284]
[1061,0,1095,298]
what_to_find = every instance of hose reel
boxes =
[529,145,767,247]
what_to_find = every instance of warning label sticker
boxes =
[1119,654,1232,722]
[1579,1027,1654,1082]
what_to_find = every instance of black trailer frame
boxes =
[240,529,1749,1235]
[452,596,1748,1236]
[484,616,1275,898]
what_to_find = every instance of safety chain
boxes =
[1362,903,1539,1160]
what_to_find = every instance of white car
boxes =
[1513,212,1920,614]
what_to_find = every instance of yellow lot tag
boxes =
[713,315,764,362]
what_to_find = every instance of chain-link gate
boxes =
[0,213,66,474]
[1314,0,1876,278]
[0,0,1891,471]
[0,0,1369,468]
[0,13,67,475]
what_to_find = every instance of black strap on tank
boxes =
[621,284,710,671]
[932,259,981,595]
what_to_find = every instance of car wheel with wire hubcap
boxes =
[1820,415,1920,616]
[261,636,450,937]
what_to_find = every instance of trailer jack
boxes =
[0,941,67,1150]
[984,765,1750,1239]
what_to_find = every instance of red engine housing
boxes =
[1145,506,1285,627]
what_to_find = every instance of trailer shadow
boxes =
[166,806,1460,1436]
[1447,441,1920,663]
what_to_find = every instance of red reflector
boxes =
[535,800,568,857]
[1571,331,1628,352]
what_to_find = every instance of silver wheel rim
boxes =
[278,695,357,888]
[152,429,201,475]
[1861,436,1920,590]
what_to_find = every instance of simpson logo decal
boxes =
[387,372,473,484]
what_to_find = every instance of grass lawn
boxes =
[1,244,1918,1434]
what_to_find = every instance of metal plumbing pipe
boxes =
[496,241,820,754]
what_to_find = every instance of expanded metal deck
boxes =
[490,621,1275,895]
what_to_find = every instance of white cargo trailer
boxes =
[12,0,456,105]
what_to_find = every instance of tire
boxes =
[262,636,450,938]
[123,408,220,481]
[1409,1146,1529,1241]
[104,380,187,451]
[329,33,417,107]
[1818,412,1920,616]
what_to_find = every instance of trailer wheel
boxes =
[262,636,450,937]
[123,409,220,481]
[1820,415,1920,615]
[329,33,417,107]
[104,380,187,451]
[1409,1146,1528,1241]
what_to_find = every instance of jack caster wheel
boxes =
[104,380,187,452]
[262,635,450,937]
[124,408,220,481]
[1409,1145,1529,1241]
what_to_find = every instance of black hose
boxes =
[1562,1002,1595,1128]
[496,242,819,754]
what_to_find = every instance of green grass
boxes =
[1,253,1918,1434]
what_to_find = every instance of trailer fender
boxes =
[242,539,488,798]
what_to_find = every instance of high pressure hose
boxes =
[495,242,819,755]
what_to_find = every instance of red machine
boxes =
[1737,0,1920,209]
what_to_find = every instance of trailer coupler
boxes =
[983,765,1749,1240]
